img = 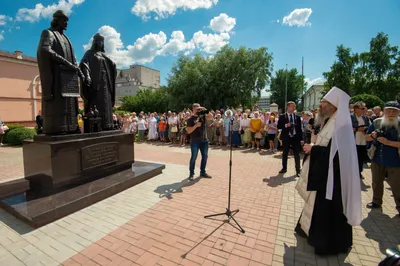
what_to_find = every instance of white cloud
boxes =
[192,31,230,53]
[16,0,85,23]
[84,26,195,68]
[132,0,218,20]
[158,31,195,56]
[84,13,236,67]
[282,8,312,27]
[0,15,12,26]
[127,31,168,63]
[0,34,3,41]
[305,77,325,87]
[209,13,236,33]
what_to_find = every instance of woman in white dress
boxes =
[122,115,131,133]
[148,113,158,141]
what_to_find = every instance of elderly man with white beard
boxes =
[365,101,400,217]
[295,87,362,256]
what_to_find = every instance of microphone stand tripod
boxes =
[204,118,245,234]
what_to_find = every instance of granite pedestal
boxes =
[23,131,135,192]
[0,131,166,227]
[1,161,165,227]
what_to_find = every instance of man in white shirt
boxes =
[168,112,178,143]
[351,102,370,178]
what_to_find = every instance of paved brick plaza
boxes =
[0,143,399,266]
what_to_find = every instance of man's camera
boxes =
[196,109,209,122]
[197,109,209,116]
[375,128,388,139]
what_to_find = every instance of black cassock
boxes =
[296,140,352,255]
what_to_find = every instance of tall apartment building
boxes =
[115,65,161,106]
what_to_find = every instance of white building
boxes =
[257,96,270,110]
[115,65,161,105]
[303,84,325,111]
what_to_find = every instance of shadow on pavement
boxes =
[263,174,297,187]
[0,209,34,235]
[282,234,352,265]
[181,221,226,259]
[361,211,400,255]
[361,179,371,192]
[154,177,201,199]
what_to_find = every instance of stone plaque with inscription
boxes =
[81,142,119,170]
[60,65,80,97]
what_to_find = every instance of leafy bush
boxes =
[6,127,36,146]
[120,87,171,113]
[114,110,130,116]
[350,94,385,109]
[3,124,24,144]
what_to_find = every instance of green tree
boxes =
[120,87,171,113]
[323,45,357,94]
[350,94,384,109]
[324,32,400,101]
[270,68,305,110]
[167,45,273,110]
[366,33,397,98]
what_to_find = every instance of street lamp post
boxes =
[285,64,288,112]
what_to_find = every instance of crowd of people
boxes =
[111,105,319,152]
[113,97,400,216]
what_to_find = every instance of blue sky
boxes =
[1,0,399,92]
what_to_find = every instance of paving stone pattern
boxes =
[0,143,398,265]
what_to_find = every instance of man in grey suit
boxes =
[37,10,84,135]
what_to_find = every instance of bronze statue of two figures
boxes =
[37,10,117,135]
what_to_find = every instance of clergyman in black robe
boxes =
[295,87,362,256]
[37,10,83,135]
[296,138,353,255]
[80,33,117,130]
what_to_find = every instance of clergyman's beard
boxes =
[316,107,332,127]
[381,116,399,128]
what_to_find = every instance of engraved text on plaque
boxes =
[81,142,119,170]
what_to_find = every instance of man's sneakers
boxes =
[201,173,212,179]
[188,173,212,182]
[279,169,300,177]
[366,202,381,209]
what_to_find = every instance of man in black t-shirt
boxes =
[186,103,212,181]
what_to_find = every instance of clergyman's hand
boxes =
[303,143,313,154]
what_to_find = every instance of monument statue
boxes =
[80,33,117,130]
[37,10,83,135]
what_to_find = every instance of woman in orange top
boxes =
[250,111,263,150]
[158,116,167,142]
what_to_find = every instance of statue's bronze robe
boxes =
[37,28,79,135]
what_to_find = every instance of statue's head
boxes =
[51,10,69,31]
[91,33,105,52]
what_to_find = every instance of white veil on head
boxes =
[323,87,362,226]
